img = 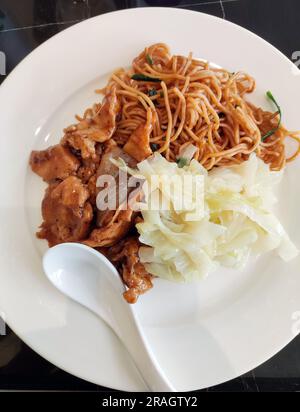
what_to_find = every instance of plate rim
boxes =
[0,6,299,391]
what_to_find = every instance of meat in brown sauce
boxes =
[64,87,120,143]
[83,209,135,248]
[62,134,97,160]
[37,176,93,246]
[30,85,154,303]
[91,86,121,142]
[30,145,80,182]
[82,144,139,247]
[108,237,153,304]
[97,141,137,178]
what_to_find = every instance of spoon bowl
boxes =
[43,243,124,328]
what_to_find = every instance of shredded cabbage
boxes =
[117,153,298,282]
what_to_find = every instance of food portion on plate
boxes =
[29,43,300,303]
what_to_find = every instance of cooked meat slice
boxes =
[123,109,153,161]
[83,145,139,247]
[108,237,153,304]
[123,263,153,304]
[91,86,120,142]
[83,209,134,248]
[96,144,137,227]
[49,176,90,213]
[62,134,97,160]
[38,176,93,246]
[65,87,120,143]
[97,143,137,179]
[30,145,80,182]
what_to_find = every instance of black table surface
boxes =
[0,0,300,393]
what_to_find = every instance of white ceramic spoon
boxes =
[43,242,176,392]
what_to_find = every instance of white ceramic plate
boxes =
[0,7,300,391]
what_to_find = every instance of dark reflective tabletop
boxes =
[0,0,300,392]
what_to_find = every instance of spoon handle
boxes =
[113,303,176,392]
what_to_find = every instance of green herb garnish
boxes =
[131,74,161,82]
[146,54,153,65]
[148,88,157,97]
[261,91,282,141]
[150,143,159,151]
[176,157,188,168]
